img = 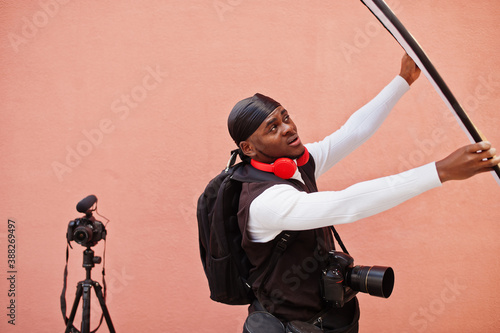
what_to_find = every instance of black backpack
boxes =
[197,152,295,305]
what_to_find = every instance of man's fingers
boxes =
[477,147,496,160]
[468,141,491,153]
[484,154,500,168]
[466,141,499,169]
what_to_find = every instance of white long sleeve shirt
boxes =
[248,76,442,243]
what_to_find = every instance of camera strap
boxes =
[60,244,74,330]
[60,242,106,333]
[330,226,349,255]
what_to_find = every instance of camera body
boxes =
[321,251,394,308]
[67,215,106,248]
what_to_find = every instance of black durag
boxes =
[227,93,281,146]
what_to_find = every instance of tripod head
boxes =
[83,247,102,269]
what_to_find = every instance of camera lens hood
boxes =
[349,265,394,298]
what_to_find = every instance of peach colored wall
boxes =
[1,1,499,332]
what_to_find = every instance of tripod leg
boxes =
[81,282,92,333]
[93,282,116,333]
[65,283,83,333]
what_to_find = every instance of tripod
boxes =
[65,248,115,333]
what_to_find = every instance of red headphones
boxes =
[250,148,309,179]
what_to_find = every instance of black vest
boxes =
[238,157,335,322]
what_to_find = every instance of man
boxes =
[228,54,499,332]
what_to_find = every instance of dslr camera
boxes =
[67,216,106,248]
[67,195,106,248]
[321,251,394,308]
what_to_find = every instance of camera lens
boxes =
[73,226,93,245]
[348,265,394,298]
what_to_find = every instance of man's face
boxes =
[240,106,305,163]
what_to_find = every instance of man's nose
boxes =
[281,122,294,135]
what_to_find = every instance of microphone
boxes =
[76,194,98,213]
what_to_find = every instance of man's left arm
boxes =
[308,54,420,179]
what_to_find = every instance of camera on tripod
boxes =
[321,251,394,308]
[61,194,115,333]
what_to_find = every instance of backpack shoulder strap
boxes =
[246,230,299,290]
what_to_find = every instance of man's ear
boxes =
[239,141,256,158]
